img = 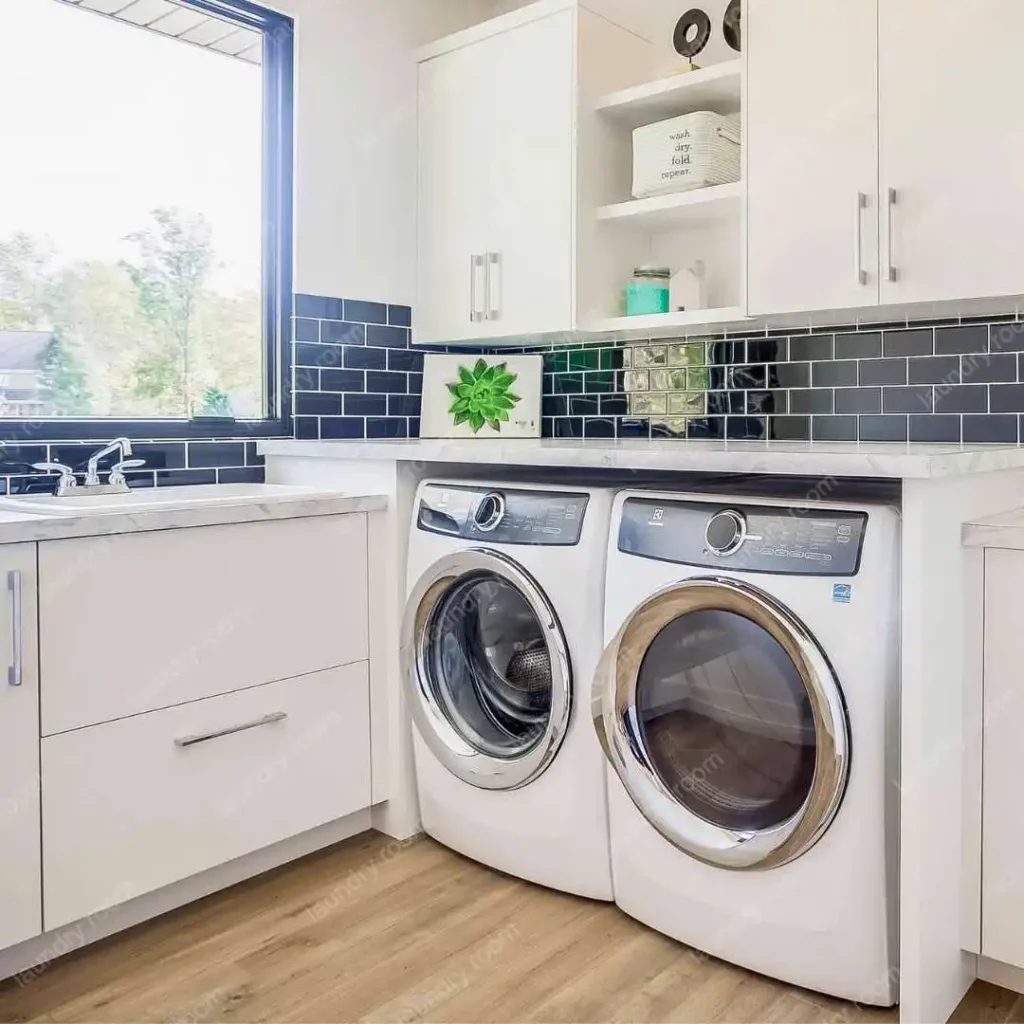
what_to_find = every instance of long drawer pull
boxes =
[174,711,287,748]
[8,570,21,687]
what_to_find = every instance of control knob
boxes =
[474,492,506,532]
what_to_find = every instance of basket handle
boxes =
[716,124,741,146]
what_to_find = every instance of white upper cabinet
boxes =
[418,6,578,345]
[417,40,491,344]
[878,1,1024,306]
[416,1,653,346]
[746,0,880,316]
[748,0,1024,317]
[482,10,575,339]
[0,543,41,950]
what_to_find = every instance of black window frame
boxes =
[0,0,294,442]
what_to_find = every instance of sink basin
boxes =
[0,483,327,516]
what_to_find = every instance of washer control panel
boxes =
[418,485,589,546]
[619,498,868,576]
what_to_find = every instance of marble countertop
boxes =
[0,486,386,545]
[963,506,1024,549]
[259,438,1024,480]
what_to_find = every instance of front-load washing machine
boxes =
[594,490,900,1004]
[402,480,614,900]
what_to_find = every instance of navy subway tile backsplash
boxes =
[295,293,1024,446]
[292,295,420,440]
[527,315,1024,443]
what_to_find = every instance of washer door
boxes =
[402,550,572,791]
[593,577,850,870]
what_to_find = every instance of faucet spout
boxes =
[85,437,133,487]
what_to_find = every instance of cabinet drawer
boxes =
[40,514,368,734]
[42,663,370,930]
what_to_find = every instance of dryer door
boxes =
[594,577,850,870]
[402,549,572,791]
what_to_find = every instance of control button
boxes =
[705,509,747,557]
[473,492,506,533]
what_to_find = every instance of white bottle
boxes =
[670,260,707,312]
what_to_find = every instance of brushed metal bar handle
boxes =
[174,711,287,748]
[7,571,21,687]
[855,192,868,286]
[886,188,899,283]
[470,255,485,323]
[486,252,502,321]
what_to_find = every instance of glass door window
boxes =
[404,550,572,792]
[594,578,849,869]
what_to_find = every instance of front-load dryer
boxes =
[594,490,900,1004]
[402,480,614,900]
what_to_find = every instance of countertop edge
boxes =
[258,439,1024,480]
[0,492,388,545]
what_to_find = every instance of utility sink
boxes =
[0,483,326,517]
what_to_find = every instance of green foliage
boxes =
[121,208,215,415]
[38,328,91,416]
[447,359,521,433]
[0,208,263,419]
[201,387,231,416]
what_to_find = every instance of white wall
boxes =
[267,0,495,305]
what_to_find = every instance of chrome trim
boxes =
[593,577,850,871]
[7,571,21,688]
[704,509,746,557]
[401,549,572,791]
[174,711,287,748]
[470,254,485,323]
[473,492,506,533]
[886,188,899,284]
[855,191,868,286]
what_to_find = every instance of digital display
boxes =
[418,486,589,546]
[619,499,868,577]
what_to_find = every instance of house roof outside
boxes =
[0,331,51,372]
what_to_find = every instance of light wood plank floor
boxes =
[0,832,1012,1023]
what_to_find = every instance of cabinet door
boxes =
[982,549,1024,967]
[0,543,41,949]
[481,10,575,338]
[416,43,490,345]
[879,2,1024,305]
[746,0,880,315]
[40,515,368,735]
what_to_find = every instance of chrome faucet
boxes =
[86,438,132,487]
[33,438,146,499]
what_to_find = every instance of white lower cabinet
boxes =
[980,548,1024,968]
[0,543,41,950]
[42,662,371,930]
[39,514,369,735]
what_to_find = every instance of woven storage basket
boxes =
[632,111,741,199]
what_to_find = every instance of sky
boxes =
[0,0,263,294]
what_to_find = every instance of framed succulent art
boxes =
[420,354,543,439]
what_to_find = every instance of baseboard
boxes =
[0,809,372,985]
[978,956,1024,995]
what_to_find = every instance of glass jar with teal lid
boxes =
[626,266,671,317]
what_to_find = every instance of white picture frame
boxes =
[420,354,543,439]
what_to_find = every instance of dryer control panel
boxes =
[418,485,590,546]
[619,498,868,576]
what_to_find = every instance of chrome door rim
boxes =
[402,549,572,791]
[593,577,850,870]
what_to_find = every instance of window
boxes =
[0,0,292,437]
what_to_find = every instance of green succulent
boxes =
[447,359,522,433]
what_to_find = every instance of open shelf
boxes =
[596,183,742,232]
[584,307,751,339]
[595,59,743,129]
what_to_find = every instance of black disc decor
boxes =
[673,9,712,66]
[723,0,741,52]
